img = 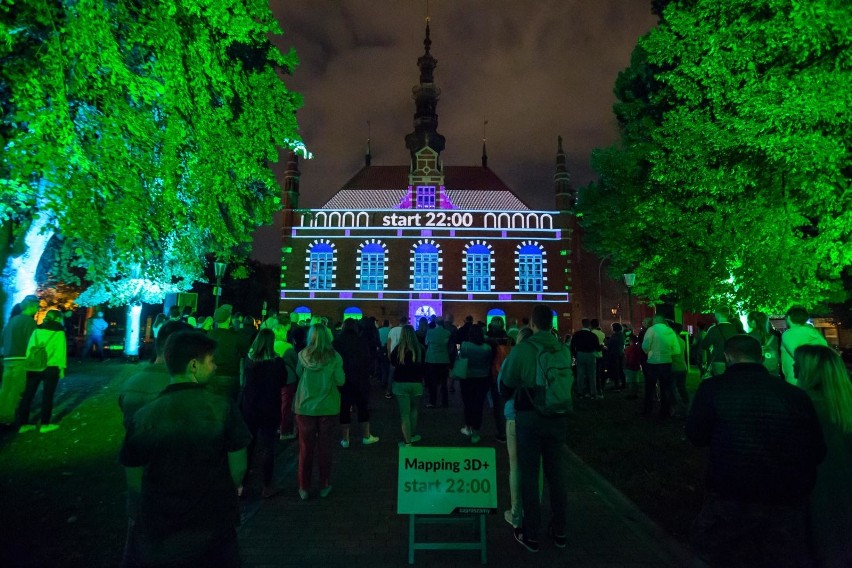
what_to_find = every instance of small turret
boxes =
[554,135,575,211]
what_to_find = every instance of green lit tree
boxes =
[579,0,852,313]
[0,0,303,338]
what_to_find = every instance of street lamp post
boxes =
[623,273,636,330]
[213,261,228,312]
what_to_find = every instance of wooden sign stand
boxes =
[407,513,487,564]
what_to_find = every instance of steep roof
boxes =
[320,165,532,211]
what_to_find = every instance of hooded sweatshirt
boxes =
[294,350,344,416]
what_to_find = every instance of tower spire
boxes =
[481,119,488,167]
[365,120,372,166]
[405,15,445,157]
[554,135,575,210]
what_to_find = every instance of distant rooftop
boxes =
[320,165,532,211]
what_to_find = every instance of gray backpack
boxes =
[526,342,574,416]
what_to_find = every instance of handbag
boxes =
[26,332,49,373]
[449,357,468,380]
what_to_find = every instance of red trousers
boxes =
[295,414,336,491]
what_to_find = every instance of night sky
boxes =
[252,1,659,264]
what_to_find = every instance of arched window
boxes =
[308,242,335,290]
[343,307,363,321]
[517,243,543,293]
[486,308,506,329]
[293,306,311,324]
[358,241,387,291]
[413,243,440,291]
[465,242,492,292]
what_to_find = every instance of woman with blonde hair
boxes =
[294,324,344,499]
[390,325,424,446]
[795,344,852,568]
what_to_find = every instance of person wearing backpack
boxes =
[17,308,67,433]
[499,304,571,553]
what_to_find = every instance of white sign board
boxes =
[397,446,498,515]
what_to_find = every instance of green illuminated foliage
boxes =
[579,0,851,313]
[1,0,302,312]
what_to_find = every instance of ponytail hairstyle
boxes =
[395,325,420,365]
[747,311,772,345]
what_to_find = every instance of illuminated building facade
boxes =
[279,22,579,329]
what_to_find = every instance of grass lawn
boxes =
[565,370,707,544]
[0,362,130,567]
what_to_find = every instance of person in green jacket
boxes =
[294,323,344,500]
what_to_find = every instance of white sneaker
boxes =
[340,439,350,448]
[40,424,59,433]
[362,435,380,445]
[18,425,37,434]
[460,426,472,437]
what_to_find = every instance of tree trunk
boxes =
[124,304,143,359]
[0,212,54,329]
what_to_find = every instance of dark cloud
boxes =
[253,1,658,263]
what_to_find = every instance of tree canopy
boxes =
[578,0,851,313]
[1,0,302,314]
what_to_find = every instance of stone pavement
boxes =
[237,387,696,567]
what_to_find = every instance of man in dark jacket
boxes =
[121,331,250,567]
[570,319,600,399]
[206,304,250,400]
[686,334,825,568]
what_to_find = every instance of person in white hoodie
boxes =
[780,305,827,385]
[641,314,682,419]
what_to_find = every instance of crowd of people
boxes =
[2,294,850,566]
[114,302,575,564]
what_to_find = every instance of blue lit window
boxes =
[517,244,543,292]
[414,243,439,290]
[359,242,386,291]
[416,186,436,209]
[466,244,491,292]
[309,243,334,290]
